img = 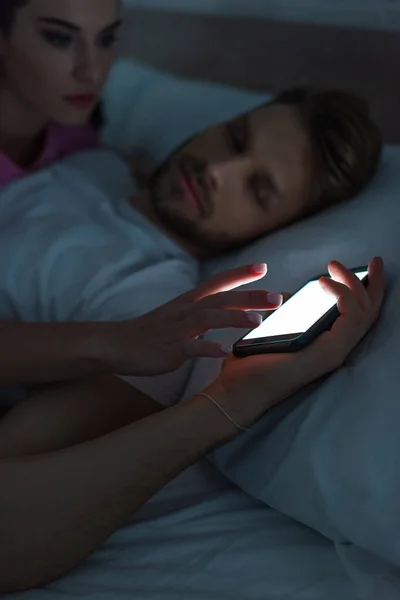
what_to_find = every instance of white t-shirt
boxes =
[0,150,199,404]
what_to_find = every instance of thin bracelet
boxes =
[196,392,249,432]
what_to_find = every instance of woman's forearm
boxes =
[0,389,237,593]
[0,321,112,386]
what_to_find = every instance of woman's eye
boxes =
[42,31,71,48]
[100,33,119,48]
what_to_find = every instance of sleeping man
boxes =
[131,87,382,257]
[0,87,382,391]
[0,87,385,591]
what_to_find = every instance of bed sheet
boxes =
[1,460,360,600]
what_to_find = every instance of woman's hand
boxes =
[100,263,283,376]
[206,258,386,430]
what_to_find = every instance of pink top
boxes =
[0,123,99,187]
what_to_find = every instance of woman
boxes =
[0,0,286,393]
[0,0,111,186]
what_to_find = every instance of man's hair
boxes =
[274,88,382,215]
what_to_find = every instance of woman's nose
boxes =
[74,49,102,87]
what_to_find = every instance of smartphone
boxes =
[233,266,369,357]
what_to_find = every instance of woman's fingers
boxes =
[319,276,361,321]
[309,258,386,372]
[199,289,283,311]
[180,308,264,337]
[366,256,386,317]
[186,264,268,301]
[180,288,284,337]
[327,261,370,311]
[325,258,385,317]
[182,339,234,360]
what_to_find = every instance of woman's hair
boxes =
[0,0,29,34]
[0,0,105,130]
[273,88,383,215]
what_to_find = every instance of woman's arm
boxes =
[0,383,237,593]
[0,264,278,386]
[0,375,164,457]
[0,320,112,386]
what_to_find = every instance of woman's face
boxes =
[0,0,120,125]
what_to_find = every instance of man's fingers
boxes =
[187,264,268,301]
[200,289,283,311]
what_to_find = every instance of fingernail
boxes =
[267,292,283,305]
[252,263,267,274]
[220,343,233,355]
[247,312,263,325]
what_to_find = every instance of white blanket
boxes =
[2,460,366,600]
[0,150,199,405]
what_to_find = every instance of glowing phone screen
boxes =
[243,270,368,340]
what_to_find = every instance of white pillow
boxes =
[183,146,400,566]
[101,58,269,164]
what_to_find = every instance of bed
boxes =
[120,8,400,144]
[3,8,400,600]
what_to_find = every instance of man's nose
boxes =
[205,159,247,192]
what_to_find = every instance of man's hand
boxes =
[206,257,386,430]
[99,263,283,376]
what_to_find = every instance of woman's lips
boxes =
[64,94,97,109]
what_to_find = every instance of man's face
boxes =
[148,103,314,255]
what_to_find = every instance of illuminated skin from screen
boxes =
[243,270,368,340]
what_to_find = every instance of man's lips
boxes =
[179,169,207,214]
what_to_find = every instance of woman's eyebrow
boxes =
[37,17,122,34]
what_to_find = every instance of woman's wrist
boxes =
[203,378,253,430]
[182,385,240,444]
[80,322,119,374]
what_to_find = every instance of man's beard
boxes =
[148,158,252,256]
